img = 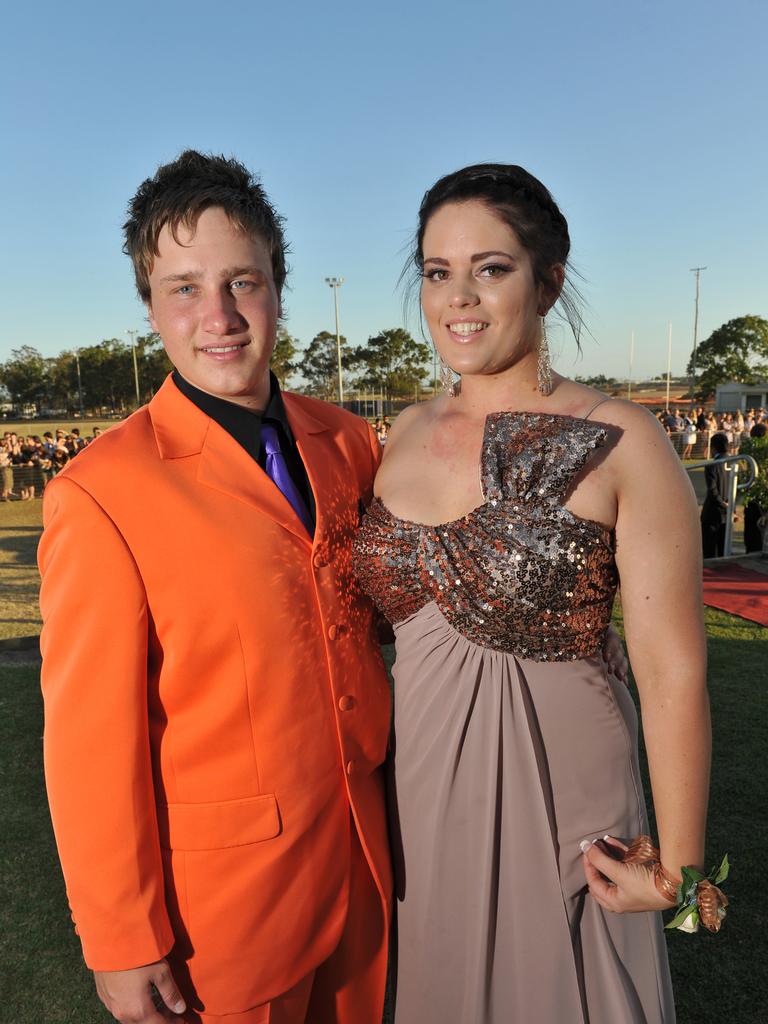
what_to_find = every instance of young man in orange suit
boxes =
[38,151,393,1024]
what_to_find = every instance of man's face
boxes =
[147,206,280,408]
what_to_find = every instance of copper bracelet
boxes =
[653,862,680,904]
[622,834,681,904]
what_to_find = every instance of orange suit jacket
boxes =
[38,376,393,1016]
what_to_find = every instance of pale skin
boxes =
[93,208,281,1021]
[376,199,710,914]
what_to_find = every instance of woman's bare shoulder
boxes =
[594,398,690,489]
[590,396,663,430]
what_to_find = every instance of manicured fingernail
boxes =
[579,839,591,852]
[603,835,611,841]
[173,1001,186,1013]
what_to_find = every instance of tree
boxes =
[688,315,768,399]
[300,330,352,399]
[574,373,621,391]
[137,333,173,398]
[76,339,134,411]
[45,350,83,411]
[350,328,431,397]
[0,346,47,407]
[740,435,768,512]
[271,326,299,388]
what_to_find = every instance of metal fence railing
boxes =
[685,453,760,558]
[667,429,750,461]
[1,463,55,499]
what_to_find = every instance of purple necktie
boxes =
[261,422,313,536]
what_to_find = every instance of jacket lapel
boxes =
[282,394,334,543]
[148,376,314,545]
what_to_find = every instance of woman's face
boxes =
[420,199,553,380]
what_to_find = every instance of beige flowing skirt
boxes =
[389,603,675,1024]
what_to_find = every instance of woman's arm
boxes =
[583,404,710,911]
[613,406,710,876]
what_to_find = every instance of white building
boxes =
[715,381,768,412]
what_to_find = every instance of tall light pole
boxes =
[689,267,706,406]
[126,329,141,406]
[324,277,344,405]
[627,331,635,400]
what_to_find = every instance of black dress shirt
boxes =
[172,371,316,533]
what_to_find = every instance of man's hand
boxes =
[601,624,629,684]
[94,959,186,1022]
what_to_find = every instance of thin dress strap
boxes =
[582,395,613,421]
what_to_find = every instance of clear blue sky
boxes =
[1,0,765,383]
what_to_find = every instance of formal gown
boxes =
[353,411,676,1024]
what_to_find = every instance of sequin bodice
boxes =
[352,412,618,661]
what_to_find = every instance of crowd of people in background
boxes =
[373,416,391,444]
[657,405,768,459]
[3,409,768,559]
[0,427,102,501]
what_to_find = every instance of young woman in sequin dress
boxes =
[352,165,710,1023]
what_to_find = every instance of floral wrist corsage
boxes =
[623,836,730,933]
[664,855,730,934]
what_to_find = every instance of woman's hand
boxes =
[581,836,671,914]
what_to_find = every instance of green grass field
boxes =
[2,420,120,438]
[1,491,764,1020]
[1,610,764,1023]
[0,499,43,640]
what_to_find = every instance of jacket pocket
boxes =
[157,794,281,851]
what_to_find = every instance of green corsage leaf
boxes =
[713,853,730,885]
[681,865,705,886]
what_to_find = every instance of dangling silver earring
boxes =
[537,316,553,396]
[439,355,461,398]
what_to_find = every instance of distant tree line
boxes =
[0,335,172,414]
[577,316,768,400]
[0,326,433,415]
[296,327,432,400]
[686,315,768,401]
[3,315,764,415]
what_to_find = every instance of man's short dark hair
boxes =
[711,432,729,454]
[123,150,288,303]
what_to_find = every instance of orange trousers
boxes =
[184,823,389,1024]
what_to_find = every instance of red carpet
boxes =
[702,563,768,626]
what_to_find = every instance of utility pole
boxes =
[324,277,344,405]
[665,323,672,411]
[689,267,706,405]
[126,329,141,406]
[75,349,84,417]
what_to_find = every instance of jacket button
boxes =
[328,624,346,640]
[346,759,357,775]
[338,695,355,711]
[313,552,328,569]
